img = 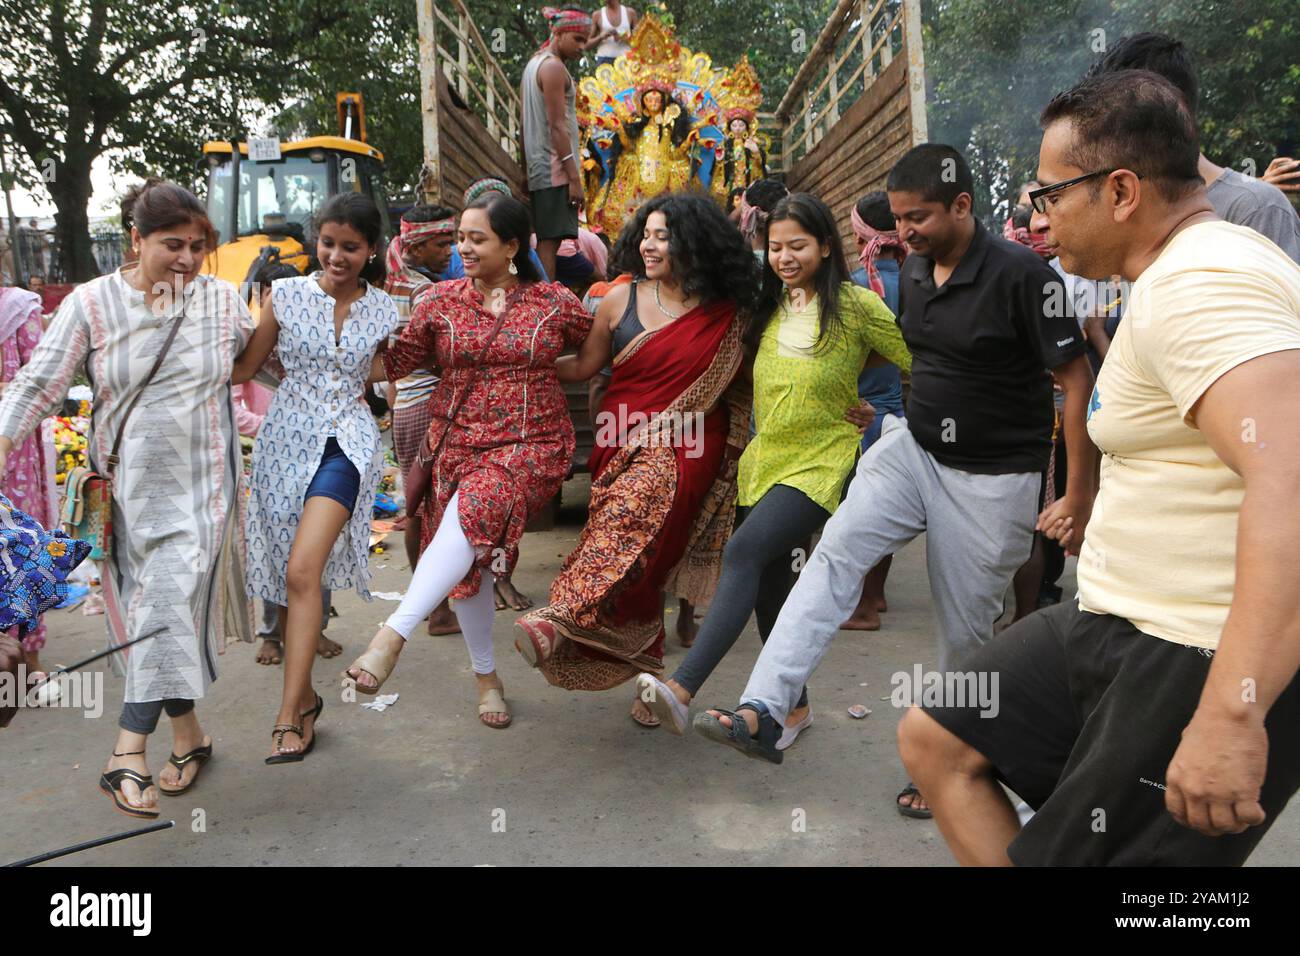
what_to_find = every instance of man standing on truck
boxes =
[522,7,591,282]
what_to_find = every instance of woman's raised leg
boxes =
[344,491,476,691]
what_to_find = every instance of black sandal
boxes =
[159,741,212,796]
[896,781,933,819]
[265,694,323,765]
[693,706,783,765]
[98,749,160,819]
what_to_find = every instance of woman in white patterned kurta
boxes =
[0,181,254,817]
[243,275,396,604]
[235,192,397,762]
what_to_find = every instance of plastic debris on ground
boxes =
[360,693,400,713]
[55,583,91,610]
[847,704,872,719]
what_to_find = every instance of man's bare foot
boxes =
[841,603,881,631]
[630,697,661,728]
[255,639,282,665]
[675,599,699,646]
[875,597,888,612]
[316,633,343,658]
[428,600,461,635]
[22,648,44,674]
[104,750,158,811]
[786,704,810,727]
[494,578,533,611]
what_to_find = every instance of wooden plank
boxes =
[435,73,525,208]
[787,54,908,188]
[804,96,912,194]
[418,0,442,203]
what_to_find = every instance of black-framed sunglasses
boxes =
[1028,169,1139,213]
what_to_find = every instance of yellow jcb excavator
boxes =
[200,93,392,290]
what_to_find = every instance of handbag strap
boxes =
[103,293,188,477]
[420,301,509,466]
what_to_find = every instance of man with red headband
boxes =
[385,203,461,635]
[522,6,592,280]
[841,189,909,633]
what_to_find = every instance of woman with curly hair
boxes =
[515,192,756,725]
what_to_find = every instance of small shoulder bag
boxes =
[61,304,186,560]
[403,306,508,511]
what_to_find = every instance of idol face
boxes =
[729,118,750,136]
[642,91,664,114]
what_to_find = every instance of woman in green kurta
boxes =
[637,193,911,745]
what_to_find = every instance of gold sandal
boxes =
[342,640,402,695]
[477,686,513,729]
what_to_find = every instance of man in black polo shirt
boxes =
[694,145,1098,806]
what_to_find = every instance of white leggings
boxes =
[384,492,497,675]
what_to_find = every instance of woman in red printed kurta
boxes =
[344,195,593,728]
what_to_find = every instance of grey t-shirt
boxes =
[1206,168,1300,265]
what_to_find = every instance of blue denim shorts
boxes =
[304,436,360,511]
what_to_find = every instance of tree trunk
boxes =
[46,164,98,282]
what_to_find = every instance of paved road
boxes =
[3,479,1296,866]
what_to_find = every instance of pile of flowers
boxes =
[53,413,90,485]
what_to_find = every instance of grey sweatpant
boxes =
[741,416,1039,726]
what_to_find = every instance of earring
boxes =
[369,253,376,262]
[508,259,518,276]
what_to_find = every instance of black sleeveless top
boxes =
[611,279,647,358]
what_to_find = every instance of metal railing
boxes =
[775,0,926,168]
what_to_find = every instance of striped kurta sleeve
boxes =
[0,290,91,446]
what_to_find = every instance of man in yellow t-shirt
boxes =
[901,69,1300,866]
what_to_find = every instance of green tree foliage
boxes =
[0,0,356,280]
[3,1,1295,279]
[924,0,1300,218]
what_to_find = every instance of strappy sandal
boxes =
[514,616,561,667]
[693,706,784,765]
[896,781,933,819]
[266,695,323,764]
[98,749,160,819]
[343,641,402,694]
[158,740,213,796]
[477,685,513,729]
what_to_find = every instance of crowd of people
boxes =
[2,20,1300,867]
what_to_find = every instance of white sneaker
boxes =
[635,672,690,736]
[776,710,813,750]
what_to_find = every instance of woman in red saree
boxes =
[516,194,757,722]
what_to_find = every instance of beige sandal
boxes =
[478,686,513,729]
[343,641,401,695]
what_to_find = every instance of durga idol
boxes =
[592,80,698,238]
